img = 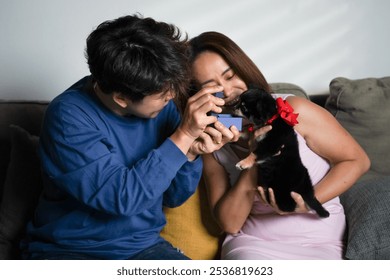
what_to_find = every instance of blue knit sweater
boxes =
[24,77,202,259]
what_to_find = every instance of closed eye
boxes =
[226,73,235,80]
[223,68,236,81]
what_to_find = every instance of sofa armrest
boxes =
[0,101,47,203]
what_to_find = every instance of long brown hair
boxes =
[187,31,271,93]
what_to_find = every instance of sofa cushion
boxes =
[340,176,390,259]
[0,101,47,203]
[270,82,309,99]
[0,125,42,259]
[326,76,390,179]
[160,179,222,260]
[326,76,390,260]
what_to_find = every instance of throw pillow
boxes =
[160,178,222,260]
[340,176,390,259]
[0,125,42,259]
[326,76,390,260]
[326,76,390,178]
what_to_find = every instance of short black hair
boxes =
[85,14,189,104]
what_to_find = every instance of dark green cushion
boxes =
[326,76,390,260]
[340,176,390,259]
[326,77,390,179]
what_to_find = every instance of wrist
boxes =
[187,152,198,161]
[186,146,199,161]
[169,127,197,157]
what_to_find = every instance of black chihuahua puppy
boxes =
[234,87,329,218]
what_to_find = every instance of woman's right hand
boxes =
[257,187,310,215]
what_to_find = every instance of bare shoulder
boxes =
[285,96,364,162]
[285,95,327,115]
[285,96,338,134]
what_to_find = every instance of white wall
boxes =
[1,0,389,100]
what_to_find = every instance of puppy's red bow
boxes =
[266,97,299,126]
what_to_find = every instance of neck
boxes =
[93,83,126,116]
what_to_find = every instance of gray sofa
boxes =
[0,77,389,260]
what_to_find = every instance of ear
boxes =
[112,92,129,108]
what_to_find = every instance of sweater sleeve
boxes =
[163,155,202,208]
[39,97,199,217]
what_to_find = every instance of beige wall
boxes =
[1,0,389,100]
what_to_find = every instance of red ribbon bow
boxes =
[266,98,299,126]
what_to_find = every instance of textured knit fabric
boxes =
[340,175,390,259]
[22,76,202,259]
[214,94,346,260]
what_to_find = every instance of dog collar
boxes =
[247,124,255,132]
[266,98,299,126]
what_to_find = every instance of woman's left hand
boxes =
[257,187,310,215]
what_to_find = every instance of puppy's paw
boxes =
[236,161,250,170]
[239,131,249,140]
[235,153,257,170]
[272,145,285,157]
[255,133,266,142]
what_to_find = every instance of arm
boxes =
[288,96,370,204]
[164,85,240,207]
[202,153,257,234]
[163,156,203,207]
[40,100,200,217]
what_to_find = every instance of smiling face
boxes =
[191,51,248,109]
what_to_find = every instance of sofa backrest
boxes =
[0,85,308,201]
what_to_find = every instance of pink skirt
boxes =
[222,198,346,260]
